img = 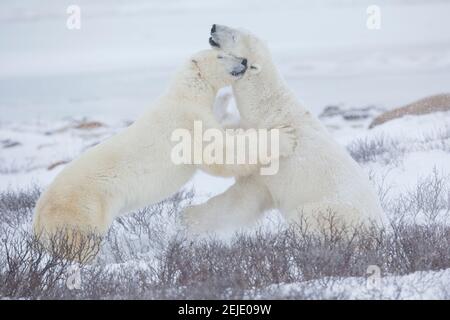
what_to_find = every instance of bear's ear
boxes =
[249,63,262,75]
[191,59,200,71]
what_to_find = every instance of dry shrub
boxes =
[0,172,449,299]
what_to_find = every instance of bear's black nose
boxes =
[211,24,216,34]
[242,59,247,67]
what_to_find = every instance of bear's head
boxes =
[189,49,248,90]
[209,24,269,77]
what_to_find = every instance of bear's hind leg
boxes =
[183,176,272,234]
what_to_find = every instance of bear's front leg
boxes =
[200,125,296,178]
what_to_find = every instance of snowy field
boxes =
[0,0,450,299]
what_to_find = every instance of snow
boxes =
[1,0,450,299]
[255,268,450,299]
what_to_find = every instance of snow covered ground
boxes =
[255,268,450,299]
[0,0,449,299]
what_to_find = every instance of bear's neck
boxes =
[165,67,217,107]
[232,63,306,127]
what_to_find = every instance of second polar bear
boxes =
[33,49,296,253]
[184,25,388,232]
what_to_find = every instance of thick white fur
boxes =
[33,49,295,243]
[184,26,388,233]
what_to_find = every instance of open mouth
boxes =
[230,67,247,77]
[209,37,220,48]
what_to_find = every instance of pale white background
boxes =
[1,0,449,120]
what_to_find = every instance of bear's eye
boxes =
[217,55,224,59]
[250,65,257,69]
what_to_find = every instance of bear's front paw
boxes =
[277,125,297,157]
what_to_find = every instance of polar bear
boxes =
[33,49,296,256]
[184,25,388,233]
